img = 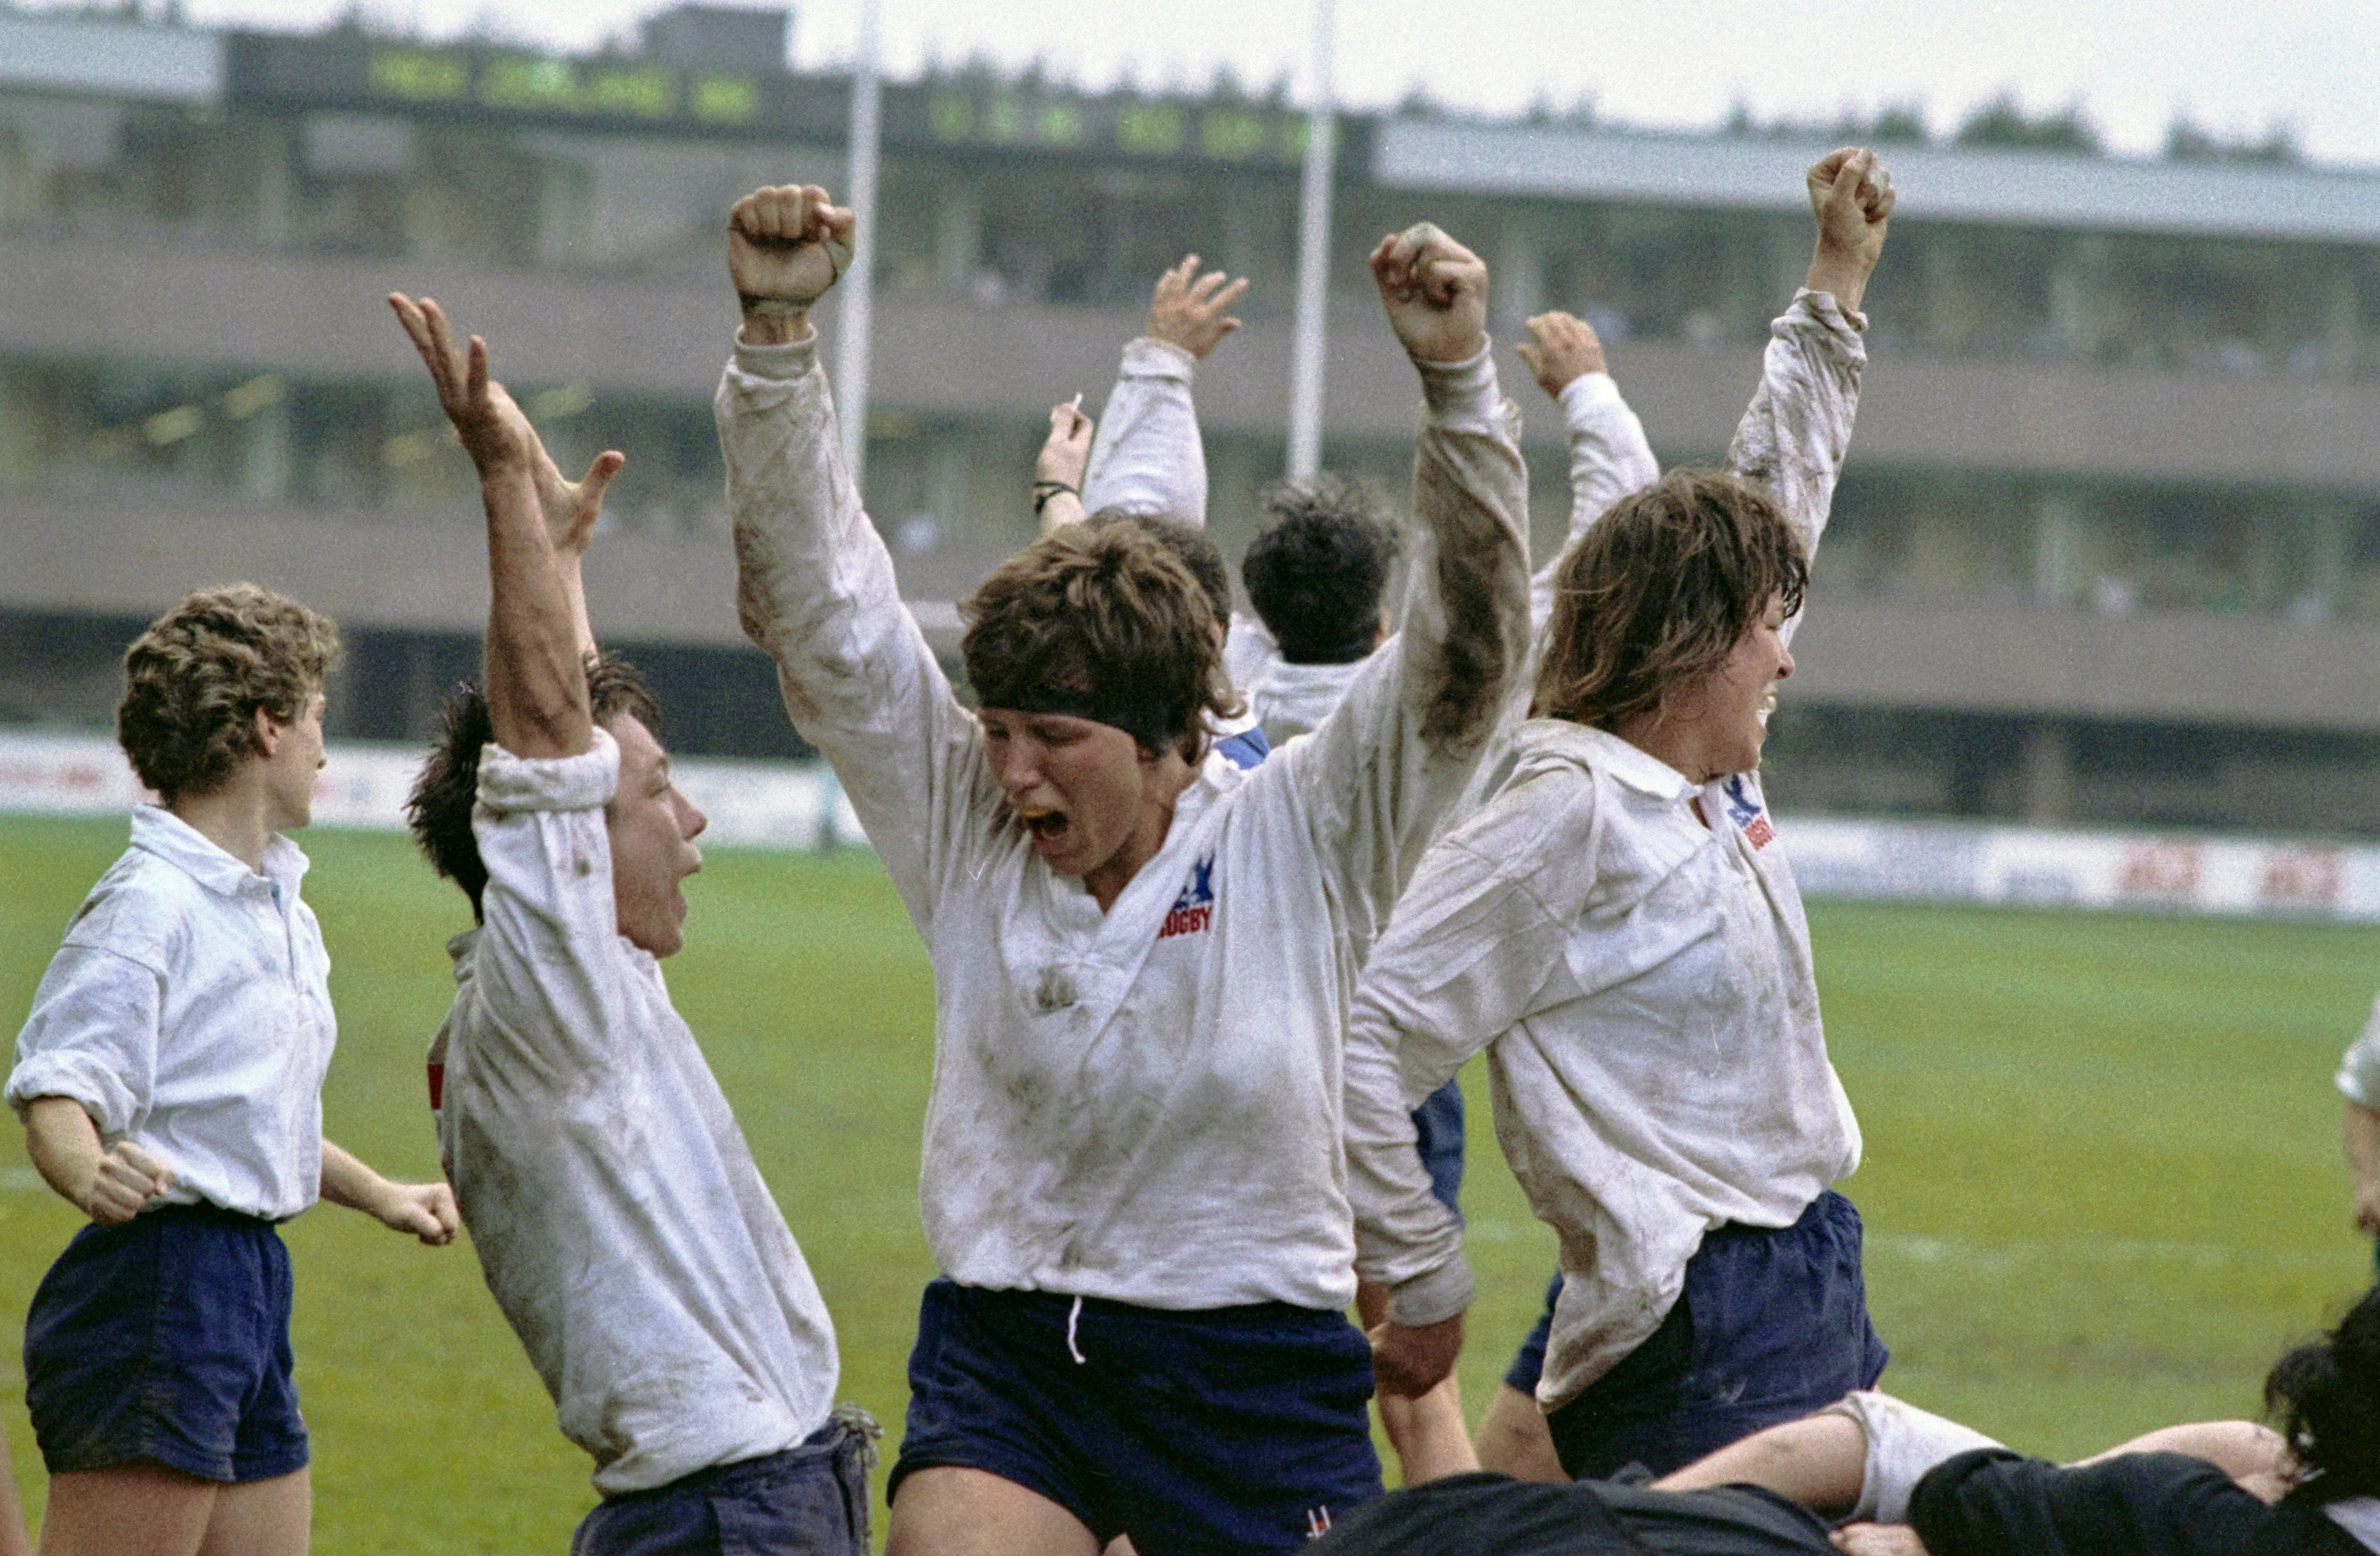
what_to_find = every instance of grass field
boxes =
[0,812,2374,1551]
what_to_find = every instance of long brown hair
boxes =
[1531,470,1807,730]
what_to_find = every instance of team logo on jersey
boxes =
[1720,775,1775,850]
[1159,854,1216,939]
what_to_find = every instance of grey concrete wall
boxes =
[9,235,2380,488]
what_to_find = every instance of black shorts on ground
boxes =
[24,1202,308,1482]
[891,1278,1383,1554]
[1546,1191,1888,1481]
[571,1409,879,1556]
[1310,1470,1835,1556]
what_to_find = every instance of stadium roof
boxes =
[1375,120,2380,245]
[0,11,220,103]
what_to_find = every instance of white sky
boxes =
[88,0,2380,168]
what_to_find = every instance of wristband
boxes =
[1031,480,1078,516]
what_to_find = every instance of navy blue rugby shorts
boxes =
[1545,1190,1888,1481]
[24,1201,308,1482]
[892,1278,1384,1553]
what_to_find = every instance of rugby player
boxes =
[388,294,871,1556]
[1345,147,1898,1481]
[719,182,1530,1553]
[8,585,457,1556]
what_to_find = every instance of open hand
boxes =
[387,294,623,554]
[1804,147,1894,313]
[83,1140,174,1225]
[728,184,855,318]
[1516,311,1608,399]
[374,1180,460,1246]
[1146,254,1247,360]
[1037,401,1093,487]
[1371,222,1489,364]
[1369,1311,1464,1398]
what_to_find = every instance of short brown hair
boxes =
[1531,470,1808,729]
[407,653,662,921]
[118,584,342,802]
[961,522,1238,761]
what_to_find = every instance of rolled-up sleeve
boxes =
[1080,336,1206,523]
[7,943,163,1134]
[469,729,632,1068]
[720,332,991,933]
[1281,343,1533,935]
[2338,998,2380,1105]
[1731,290,1866,647]
[1344,771,1595,1325]
[1531,371,1660,627]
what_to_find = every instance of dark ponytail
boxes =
[2267,1285,2380,1502]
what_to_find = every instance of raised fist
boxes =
[1804,147,1894,313]
[1516,311,1608,400]
[1370,221,1489,364]
[727,184,856,314]
[1146,254,1248,360]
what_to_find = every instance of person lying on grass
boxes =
[1315,1281,2380,1556]
[718,182,1530,1555]
[388,293,874,1556]
[7,583,456,1556]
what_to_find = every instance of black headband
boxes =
[990,681,1184,758]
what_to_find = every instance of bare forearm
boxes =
[1653,1411,1868,1514]
[482,460,591,758]
[560,551,596,658]
[0,1439,27,1556]
[1805,244,1874,317]
[319,1139,394,1215]
[2347,1102,2380,1188]
[24,1095,103,1208]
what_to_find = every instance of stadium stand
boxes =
[7,6,2380,830]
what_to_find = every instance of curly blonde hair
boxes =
[118,584,342,802]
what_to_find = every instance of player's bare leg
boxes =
[0,1432,28,1556]
[1473,1384,1567,1484]
[37,1462,307,1556]
[887,1466,1099,1556]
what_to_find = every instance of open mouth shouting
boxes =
[1017,805,1072,852]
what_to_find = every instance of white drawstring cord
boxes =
[1065,1295,1087,1365]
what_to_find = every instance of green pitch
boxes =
[0,814,2371,1551]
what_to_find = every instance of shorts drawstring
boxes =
[1065,1295,1087,1365]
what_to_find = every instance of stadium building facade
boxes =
[6,6,2380,830]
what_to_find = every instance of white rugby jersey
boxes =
[1080,338,1660,748]
[7,807,334,1222]
[433,729,839,1494]
[1343,291,1870,1410]
[720,330,1531,1313]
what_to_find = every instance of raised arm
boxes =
[1729,147,1891,642]
[1272,222,1532,924]
[1077,254,1246,522]
[1517,310,1660,628]
[1033,398,1093,532]
[1347,772,1595,1396]
[718,185,991,927]
[389,294,621,756]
